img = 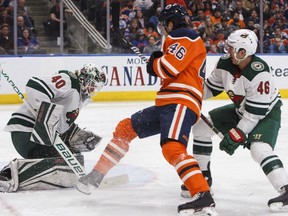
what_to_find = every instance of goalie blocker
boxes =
[0,154,84,192]
[31,101,102,153]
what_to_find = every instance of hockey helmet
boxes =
[79,63,106,99]
[226,29,258,58]
[158,4,189,30]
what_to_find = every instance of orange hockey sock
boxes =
[94,118,137,174]
[162,141,209,196]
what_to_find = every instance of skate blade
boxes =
[179,207,218,216]
[269,202,288,212]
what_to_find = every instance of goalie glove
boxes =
[60,123,102,152]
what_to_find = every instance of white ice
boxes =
[0,100,288,216]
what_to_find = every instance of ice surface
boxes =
[0,100,288,216]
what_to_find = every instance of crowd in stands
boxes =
[79,0,288,55]
[0,0,46,54]
[0,0,288,55]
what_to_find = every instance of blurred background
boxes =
[0,0,287,55]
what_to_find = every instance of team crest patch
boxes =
[251,62,264,71]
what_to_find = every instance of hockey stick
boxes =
[1,68,129,188]
[1,68,86,178]
[121,34,224,140]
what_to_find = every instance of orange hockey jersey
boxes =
[152,28,206,119]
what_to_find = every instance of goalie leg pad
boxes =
[0,154,84,192]
[30,101,64,146]
[0,159,18,192]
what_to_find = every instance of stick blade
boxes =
[99,174,129,189]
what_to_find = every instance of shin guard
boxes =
[162,141,209,196]
[94,118,137,174]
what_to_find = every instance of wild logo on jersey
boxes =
[227,90,244,107]
[66,108,79,125]
[232,68,241,84]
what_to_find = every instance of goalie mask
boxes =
[78,63,106,101]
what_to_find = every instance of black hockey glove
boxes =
[146,51,163,77]
[219,128,247,155]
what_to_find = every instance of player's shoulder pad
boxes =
[58,70,81,93]
[216,54,232,68]
[243,55,270,81]
[170,28,200,41]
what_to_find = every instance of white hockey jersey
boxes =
[204,54,281,134]
[5,70,88,134]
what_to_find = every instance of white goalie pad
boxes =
[3,155,84,192]
[30,101,64,146]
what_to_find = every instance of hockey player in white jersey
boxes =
[181,29,288,212]
[0,63,106,193]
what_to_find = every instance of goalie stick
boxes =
[0,67,129,189]
[121,34,224,140]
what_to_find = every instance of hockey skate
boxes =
[76,169,104,195]
[181,171,213,198]
[178,191,217,216]
[268,185,288,212]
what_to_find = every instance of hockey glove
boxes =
[219,128,247,155]
[60,123,102,152]
[146,51,163,77]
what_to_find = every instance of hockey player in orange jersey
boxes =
[77,4,217,216]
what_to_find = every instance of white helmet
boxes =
[226,29,258,59]
[79,63,106,100]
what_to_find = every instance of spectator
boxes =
[135,9,148,29]
[269,36,287,53]
[198,16,214,49]
[143,24,159,39]
[149,7,161,29]
[43,0,72,36]
[9,0,35,32]
[0,9,13,27]
[220,15,237,39]
[0,23,13,54]
[243,0,256,11]
[191,8,206,30]
[228,11,246,29]
[16,15,34,38]
[120,0,136,21]
[123,18,141,43]
[234,0,249,21]
[132,29,148,53]
[209,27,225,53]
[17,28,46,54]
[143,35,160,55]
[246,9,260,25]
[187,2,198,21]
[208,43,219,54]
[133,0,153,13]
[272,17,287,30]
[0,0,11,9]
[211,8,222,25]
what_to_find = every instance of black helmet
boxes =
[158,4,189,29]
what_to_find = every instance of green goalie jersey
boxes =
[5,70,87,134]
[204,54,281,134]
